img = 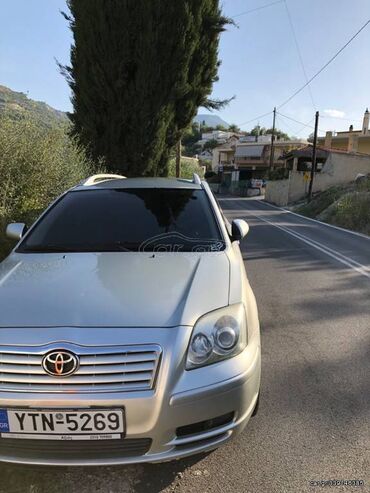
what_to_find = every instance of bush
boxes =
[321,192,370,235]
[267,168,289,181]
[167,158,204,179]
[0,115,98,260]
[294,186,345,218]
[355,174,370,192]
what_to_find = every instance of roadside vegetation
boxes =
[0,114,97,261]
[294,176,370,236]
[168,157,205,179]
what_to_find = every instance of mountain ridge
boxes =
[194,113,229,128]
[0,84,67,125]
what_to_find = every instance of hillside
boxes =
[294,176,370,236]
[194,113,229,128]
[0,84,67,126]
[0,86,230,132]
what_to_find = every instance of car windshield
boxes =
[18,188,225,253]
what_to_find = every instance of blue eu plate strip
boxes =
[0,410,9,432]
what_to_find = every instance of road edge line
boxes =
[260,200,370,241]
[244,210,370,280]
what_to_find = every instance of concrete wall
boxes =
[314,152,370,191]
[359,140,370,154]
[212,149,220,171]
[265,179,290,206]
[265,152,370,205]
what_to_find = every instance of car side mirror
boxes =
[6,223,27,241]
[231,219,249,242]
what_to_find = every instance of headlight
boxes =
[186,303,247,370]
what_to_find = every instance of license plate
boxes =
[0,408,125,441]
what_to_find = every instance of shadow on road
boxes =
[0,451,212,493]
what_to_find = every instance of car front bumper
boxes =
[0,326,261,466]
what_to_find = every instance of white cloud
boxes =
[324,109,346,119]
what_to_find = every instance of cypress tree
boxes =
[61,0,230,176]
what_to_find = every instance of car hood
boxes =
[0,252,230,328]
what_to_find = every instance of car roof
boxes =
[73,177,202,192]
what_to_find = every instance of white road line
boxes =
[257,200,370,241]
[240,208,370,280]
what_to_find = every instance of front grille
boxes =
[0,344,161,393]
[0,437,152,460]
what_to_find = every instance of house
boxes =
[201,130,234,141]
[265,145,370,206]
[283,145,329,172]
[211,135,240,171]
[212,139,307,194]
[317,108,370,154]
[195,131,241,150]
[197,149,213,162]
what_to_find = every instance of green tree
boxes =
[250,125,264,137]
[248,125,290,140]
[203,138,219,151]
[182,123,202,157]
[228,123,240,133]
[61,0,231,177]
[265,127,290,140]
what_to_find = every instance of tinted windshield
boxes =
[18,188,225,253]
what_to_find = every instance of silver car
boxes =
[0,174,261,466]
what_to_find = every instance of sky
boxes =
[1,0,369,138]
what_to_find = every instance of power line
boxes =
[278,18,370,109]
[276,112,307,135]
[238,111,272,127]
[295,117,315,136]
[278,112,315,127]
[232,0,284,18]
[287,117,316,136]
[276,112,314,137]
[283,0,316,110]
[278,112,326,134]
[235,16,369,130]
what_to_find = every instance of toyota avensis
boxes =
[0,174,261,466]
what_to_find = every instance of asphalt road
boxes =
[1,197,369,493]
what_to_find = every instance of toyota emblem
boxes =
[42,350,79,377]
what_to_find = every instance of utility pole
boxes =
[175,138,181,178]
[255,122,260,143]
[308,111,319,201]
[269,107,276,169]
